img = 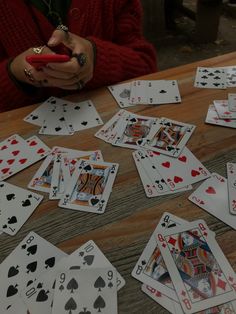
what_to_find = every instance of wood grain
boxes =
[0,52,236,313]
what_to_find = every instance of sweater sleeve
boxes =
[86,0,157,89]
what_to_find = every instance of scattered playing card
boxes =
[205,104,236,128]
[0,182,43,235]
[227,163,236,215]
[189,173,236,229]
[156,220,236,313]
[194,67,227,89]
[52,268,117,314]
[108,82,134,108]
[228,93,236,112]
[213,100,236,119]
[139,117,195,157]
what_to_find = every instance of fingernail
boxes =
[48,37,56,45]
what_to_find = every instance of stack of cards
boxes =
[108,79,181,108]
[133,147,210,198]
[205,94,236,128]
[24,96,103,135]
[0,134,50,181]
[95,110,195,155]
[0,232,124,313]
[189,167,236,230]
[0,182,43,236]
[28,147,119,214]
[132,212,236,313]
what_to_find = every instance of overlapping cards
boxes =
[133,147,211,198]
[95,110,196,157]
[24,96,103,135]
[28,147,119,214]
[189,168,236,230]
[205,94,236,128]
[194,66,236,89]
[0,232,124,313]
[132,212,236,313]
[108,79,181,108]
[0,134,50,181]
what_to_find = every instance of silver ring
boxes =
[56,24,69,34]
[24,68,35,82]
[32,46,46,54]
[72,53,87,67]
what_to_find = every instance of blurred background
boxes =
[141,0,236,70]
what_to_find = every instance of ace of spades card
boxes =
[139,118,195,157]
[0,181,43,235]
[59,159,118,214]
[52,268,117,314]
[194,67,227,89]
[156,220,236,314]
[0,232,66,312]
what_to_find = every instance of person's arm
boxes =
[86,0,157,89]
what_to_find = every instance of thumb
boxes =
[48,30,75,50]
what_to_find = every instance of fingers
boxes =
[48,29,75,50]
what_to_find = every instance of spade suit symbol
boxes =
[94,276,106,291]
[93,295,106,312]
[65,297,77,313]
[26,261,37,273]
[22,199,31,207]
[67,278,78,293]
[55,127,62,132]
[27,244,37,256]
[84,165,92,172]
[6,284,18,297]
[83,255,94,266]
[81,121,88,126]
[7,216,17,224]
[6,193,15,201]
[45,257,55,269]
[36,289,49,302]
[8,265,19,278]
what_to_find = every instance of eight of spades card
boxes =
[0,232,66,312]
[22,240,125,314]
[52,268,117,314]
[0,182,43,235]
[59,159,118,214]
[113,113,158,149]
[227,163,236,215]
[138,118,195,157]
[156,220,236,314]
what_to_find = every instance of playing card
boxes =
[129,80,148,104]
[22,240,125,314]
[189,172,236,229]
[0,231,66,312]
[0,181,43,235]
[108,82,134,108]
[94,110,127,143]
[52,268,117,314]
[62,99,103,131]
[156,220,236,313]
[142,284,236,314]
[133,150,192,197]
[225,66,236,87]
[0,134,50,181]
[28,154,55,193]
[227,163,236,215]
[2,296,28,314]
[228,93,236,112]
[132,212,189,301]
[146,80,181,105]
[113,113,158,149]
[147,147,210,190]
[194,67,227,89]
[139,118,195,157]
[59,159,119,214]
[213,100,236,119]
[206,104,236,128]
[39,103,74,135]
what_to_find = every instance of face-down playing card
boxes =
[0,231,66,312]
[52,268,117,314]
[59,159,119,214]
[138,118,195,157]
[0,181,43,235]
[156,220,236,314]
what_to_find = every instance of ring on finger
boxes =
[32,45,46,54]
[24,68,35,82]
[72,53,87,67]
[76,80,85,90]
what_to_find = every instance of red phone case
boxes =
[26,54,70,69]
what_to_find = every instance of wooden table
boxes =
[0,52,236,313]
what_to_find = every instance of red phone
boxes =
[26,54,70,69]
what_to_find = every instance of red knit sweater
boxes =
[0,0,157,112]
